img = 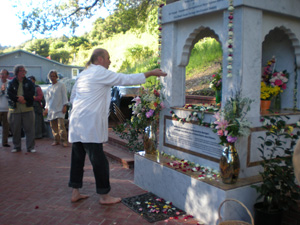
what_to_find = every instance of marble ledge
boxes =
[136,151,262,191]
[170,106,216,114]
[261,108,300,116]
[172,106,300,116]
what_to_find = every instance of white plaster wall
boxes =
[242,0,300,19]
[159,1,300,178]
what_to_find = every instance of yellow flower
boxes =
[149,102,156,110]
[287,126,293,134]
[261,82,281,100]
[270,125,277,133]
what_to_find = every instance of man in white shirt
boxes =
[44,70,69,147]
[68,48,167,204]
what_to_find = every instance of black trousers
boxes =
[68,142,111,194]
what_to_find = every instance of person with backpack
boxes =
[28,76,46,139]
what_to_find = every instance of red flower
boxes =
[282,83,287,90]
[274,79,283,86]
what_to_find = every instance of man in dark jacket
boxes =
[7,65,36,153]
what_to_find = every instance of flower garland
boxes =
[294,60,298,109]
[227,0,234,78]
[170,104,219,127]
[157,4,164,66]
[161,151,220,180]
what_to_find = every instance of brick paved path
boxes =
[0,138,200,225]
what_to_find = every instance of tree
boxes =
[24,39,50,57]
[16,0,166,35]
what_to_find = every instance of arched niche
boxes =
[262,26,300,109]
[177,27,223,104]
[179,27,222,67]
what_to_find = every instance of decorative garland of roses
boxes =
[157,4,164,66]
[227,0,234,78]
[170,104,219,127]
[294,60,298,109]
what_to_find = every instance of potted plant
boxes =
[252,115,300,225]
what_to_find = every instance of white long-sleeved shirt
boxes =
[68,64,145,143]
[45,81,68,120]
[0,80,8,112]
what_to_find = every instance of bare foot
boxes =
[51,142,59,146]
[71,189,89,203]
[99,194,121,205]
[62,143,68,147]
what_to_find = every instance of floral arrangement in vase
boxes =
[113,83,165,153]
[212,93,253,145]
[261,57,289,110]
[209,70,222,104]
[130,84,165,126]
[209,70,222,91]
[260,81,281,101]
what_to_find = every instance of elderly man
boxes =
[68,48,167,204]
[7,65,36,153]
[0,69,10,147]
[43,70,69,147]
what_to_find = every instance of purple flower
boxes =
[227,136,238,143]
[146,109,155,118]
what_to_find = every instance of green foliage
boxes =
[252,115,300,212]
[16,0,166,36]
[67,36,91,52]
[119,45,155,71]
[113,82,164,152]
[186,37,222,77]
[49,49,72,64]
[24,39,50,57]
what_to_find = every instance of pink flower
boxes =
[160,102,165,108]
[214,119,229,131]
[132,96,141,105]
[146,109,154,118]
[227,136,238,143]
[212,74,216,78]
[217,130,224,136]
[282,83,287,90]
[274,79,283,86]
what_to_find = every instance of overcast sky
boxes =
[0,1,111,47]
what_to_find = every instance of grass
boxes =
[186,37,222,77]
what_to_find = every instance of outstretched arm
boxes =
[144,69,167,78]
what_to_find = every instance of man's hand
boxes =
[144,69,167,78]
[17,96,26,104]
[62,105,67,114]
[43,108,48,116]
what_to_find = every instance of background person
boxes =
[28,76,46,139]
[7,65,36,153]
[0,69,11,147]
[43,70,68,147]
[68,48,167,204]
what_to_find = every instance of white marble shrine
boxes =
[134,0,300,224]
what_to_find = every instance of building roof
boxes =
[0,49,84,69]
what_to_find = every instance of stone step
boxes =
[104,128,134,169]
